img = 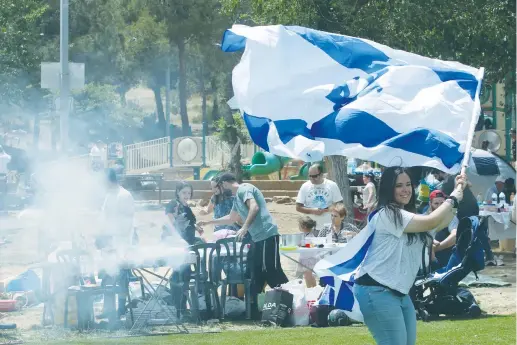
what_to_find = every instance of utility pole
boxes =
[165,64,171,137]
[59,0,70,153]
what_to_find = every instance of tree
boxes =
[142,0,228,135]
[0,0,50,110]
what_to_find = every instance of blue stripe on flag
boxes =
[433,69,479,100]
[286,26,389,73]
[242,113,271,152]
[327,231,375,277]
[335,283,354,311]
[244,107,464,169]
[221,30,247,52]
[221,26,478,98]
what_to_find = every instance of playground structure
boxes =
[119,134,314,181]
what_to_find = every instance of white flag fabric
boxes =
[312,212,376,323]
[222,25,483,173]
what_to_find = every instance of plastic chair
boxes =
[216,236,254,320]
[189,243,222,321]
[56,249,104,329]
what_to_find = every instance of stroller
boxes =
[411,216,488,321]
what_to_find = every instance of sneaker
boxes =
[468,304,482,318]
[485,259,497,266]
[496,255,505,266]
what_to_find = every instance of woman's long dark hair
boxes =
[175,181,193,202]
[375,167,427,244]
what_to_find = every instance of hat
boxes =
[495,176,506,183]
[429,190,447,201]
[364,171,375,179]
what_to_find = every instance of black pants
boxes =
[478,218,495,261]
[248,235,288,295]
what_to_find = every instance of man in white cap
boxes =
[484,176,506,204]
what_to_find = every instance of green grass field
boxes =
[24,314,516,345]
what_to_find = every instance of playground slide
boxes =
[201,152,312,180]
[202,169,220,181]
[247,152,286,176]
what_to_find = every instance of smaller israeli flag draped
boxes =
[222,25,483,173]
[313,211,377,323]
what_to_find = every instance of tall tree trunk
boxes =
[222,74,243,181]
[327,155,353,220]
[200,63,207,131]
[152,86,166,137]
[210,77,219,123]
[177,39,190,135]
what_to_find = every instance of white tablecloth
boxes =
[480,210,515,240]
[280,244,347,266]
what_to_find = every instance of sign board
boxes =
[41,62,85,90]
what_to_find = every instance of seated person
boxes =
[484,176,506,204]
[163,181,204,245]
[318,203,360,243]
[425,190,459,270]
[296,216,319,288]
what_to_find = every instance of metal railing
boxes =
[123,135,258,173]
[124,137,170,173]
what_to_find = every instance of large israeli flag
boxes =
[222,25,483,173]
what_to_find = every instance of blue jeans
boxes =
[354,284,417,345]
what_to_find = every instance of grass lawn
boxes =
[23,314,516,345]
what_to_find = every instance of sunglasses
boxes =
[309,173,321,179]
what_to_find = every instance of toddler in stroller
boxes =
[411,216,488,321]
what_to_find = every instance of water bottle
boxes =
[347,158,357,174]
[476,194,483,206]
[499,192,506,208]
[491,193,498,205]
[326,232,333,245]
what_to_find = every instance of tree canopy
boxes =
[1,0,515,142]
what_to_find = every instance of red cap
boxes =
[429,190,447,201]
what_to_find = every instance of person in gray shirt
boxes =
[198,172,288,304]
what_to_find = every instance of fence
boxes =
[123,136,257,173]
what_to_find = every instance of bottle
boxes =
[326,232,333,245]
[491,193,498,205]
[476,194,483,206]
[499,192,506,208]
[347,159,357,174]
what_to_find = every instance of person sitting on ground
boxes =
[163,181,204,245]
[318,203,361,243]
[199,178,240,233]
[425,190,459,270]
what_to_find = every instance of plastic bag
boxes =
[305,285,324,310]
[281,280,310,326]
[224,296,246,318]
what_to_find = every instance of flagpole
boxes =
[460,67,485,177]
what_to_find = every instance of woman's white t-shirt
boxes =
[356,208,425,295]
[362,182,376,209]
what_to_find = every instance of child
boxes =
[163,181,204,245]
[296,216,320,288]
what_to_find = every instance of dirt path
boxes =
[0,202,515,330]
